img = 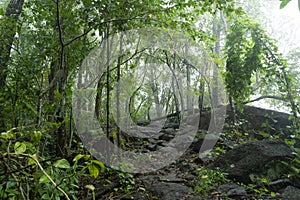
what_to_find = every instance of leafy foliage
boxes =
[0,0,300,198]
[0,129,105,199]
[193,168,227,195]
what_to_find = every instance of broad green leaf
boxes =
[88,164,99,178]
[1,131,15,140]
[6,181,17,189]
[41,193,50,199]
[53,159,70,169]
[299,0,300,10]
[280,0,292,9]
[23,141,36,153]
[5,189,19,195]
[27,158,36,167]
[39,175,50,184]
[91,160,105,172]
[14,142,26,154]
[73,154,90,162]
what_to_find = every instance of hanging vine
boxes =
[224,16,299,119]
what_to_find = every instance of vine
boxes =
[224,16,299,119]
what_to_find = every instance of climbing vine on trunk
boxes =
[224,16,299,118]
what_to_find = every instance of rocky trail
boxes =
[84,106,300,200]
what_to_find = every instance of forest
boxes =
[1,0,300,199]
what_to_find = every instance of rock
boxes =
[190,138,204,153]
[121,191,148,200]
[179,162,197,172]
[147,143,157,151]
[185,174,196,182]
[137,120,150,126]
[160,128,175,134]
[159,133,174,141]
[218,183,247,197]
[281,186,300,200]
[147,182,192,200]
[153,131,165,140]
[227,187,247,197]
[159,173,184,183]
[163,122,179,129]
[210,140,294,183]
[226,106,295,141]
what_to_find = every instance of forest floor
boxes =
[79,106,300,200]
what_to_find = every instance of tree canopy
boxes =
[0,0,300,199]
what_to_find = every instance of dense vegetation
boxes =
[0,0,299,199]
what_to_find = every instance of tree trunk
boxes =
[55,0,67,156]
[198,77,205,129]
[0,0,25,131]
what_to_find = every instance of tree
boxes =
[0,0,25,131]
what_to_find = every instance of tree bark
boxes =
[0,0,25,131]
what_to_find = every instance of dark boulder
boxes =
[146,182,192,200]
[217,183,247,197]
[210,140,294,183]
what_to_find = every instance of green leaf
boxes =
[39,175,50,184]
[5,189,19,195]
[298,0,300,10]
[73,154,90,162]
[41,193,50,199]
[30,131,42,143]
[91,160,105,172]
[23,141,36,153]
[27,158,36,167]
[280,0,292,9]
[14,142,26,154]
[53,159,70,169]
[1,131,15,140]
[88,164,99,178]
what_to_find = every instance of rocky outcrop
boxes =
[209,140,294,183]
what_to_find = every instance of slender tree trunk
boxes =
[116,33,123,148]
[150,67,162,118]
[212,13,221,108]
[55,0,67,156]
[185,45,192,115]
[95,75,105,121]
[0,0,25,131]
[198,77,205,129]
[165,51,181,122]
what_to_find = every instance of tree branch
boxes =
[242,95,287,105]
[64,5,178,47]
[22,154,71,200]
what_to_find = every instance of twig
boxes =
[21,154,71,200]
